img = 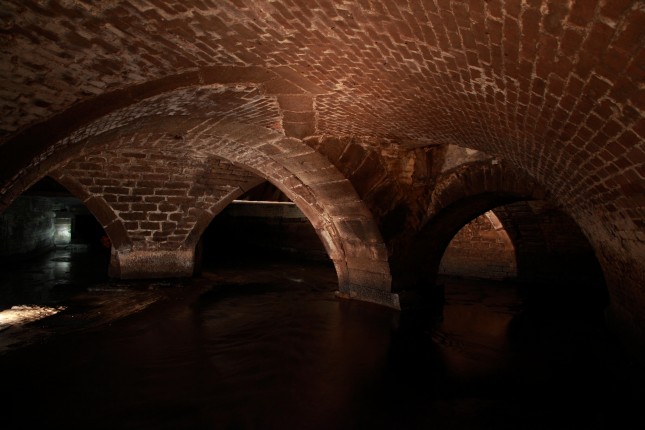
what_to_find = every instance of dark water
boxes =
[0,250,642,429]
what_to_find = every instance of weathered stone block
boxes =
[111,249,195,279]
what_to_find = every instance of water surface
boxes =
[0,251,641,429]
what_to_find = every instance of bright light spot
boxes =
[54,217,72,244]
[0,305,65,330]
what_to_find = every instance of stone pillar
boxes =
[109,248,195,279]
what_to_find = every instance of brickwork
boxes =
[439,211,517,280]
[306,135,433,234]
[15,116,397,307]
[0,82,284,208]
[494,200,605,285]
[305,135,484,271]
[2,1,642,172]
[54,149,260,248]
[51,146,262,278]
[393,160,543,290]
[0,1,642,337]
[427,160,545,218]
[62,84,283,146]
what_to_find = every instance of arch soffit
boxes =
[401,161,547,274]
[0,65,325,195]
[427,160,547,221]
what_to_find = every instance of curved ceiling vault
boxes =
[0,1,643,337]
[43,115,397,308]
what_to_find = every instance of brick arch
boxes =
[426,160,546,219]
[2,116,397,309]
[47,174,130,251]
[179,120,396,308]
[436,198,609,306]
[183,187,248,252]
[392,161,546,292]
[0,0,642,359]
[0,64,323,200]
[416,160,614,317]
[438,210,518,280]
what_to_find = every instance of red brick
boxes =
[568,0,598,27]
[120,212,146,221]
[599,0,633,20]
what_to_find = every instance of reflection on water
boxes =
[0,251,642,429]
[0,305,65,330]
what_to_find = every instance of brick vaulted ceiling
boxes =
[1,0,642,188]
[0,1,641,212]
[1,1,642,149]
[0,2,643,332]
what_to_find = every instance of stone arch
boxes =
[0,64,324,204]
[183,186,249,252]
[438,210,518,280]
[426,160,546,219]
[180,120,396,308]
[48,173,130,251]
[392,160,545,293]
[1,116,397,309]
[397,159,610,319]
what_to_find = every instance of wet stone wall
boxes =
[0,196,56,258]
[439,211,517,280]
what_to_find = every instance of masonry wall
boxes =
[0,196,56,258]
[56,147,261,251]
[494,201,605,286]
[439,211,517,280]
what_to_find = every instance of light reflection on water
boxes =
[0,305,65,329]
[0,256,641,429]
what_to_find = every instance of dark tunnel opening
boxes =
[436,199,609,319]
[196,181,333,272]
[386,199,632,430]
[0,177,110,309]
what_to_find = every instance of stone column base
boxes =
[109,249,195,279]
[336,283,400,310]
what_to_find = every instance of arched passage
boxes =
[0,176,113,308]
[197,182,330,271]
[402,192,522,293]
[391,160,544,292]
[397,161,609,318]
[1,176,114,257]
[50,173,130,251]
[1,116,397,309]
[439,210,517,280]
[139,119,396,307]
